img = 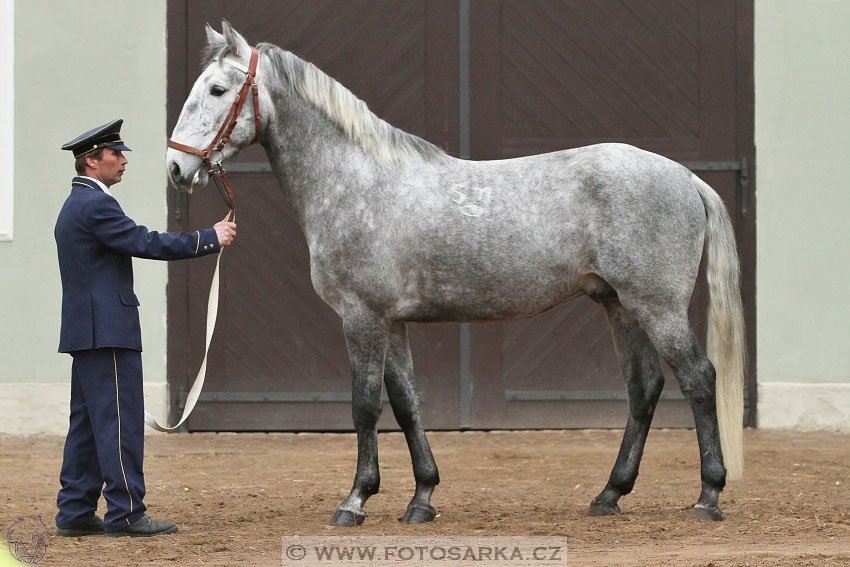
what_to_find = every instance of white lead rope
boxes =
[144,213,232,432]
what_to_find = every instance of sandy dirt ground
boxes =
[1,429,848,566]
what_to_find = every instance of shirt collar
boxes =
[79,176,114,198]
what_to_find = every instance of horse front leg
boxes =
[330,312,390,527]
[384,322,439,524]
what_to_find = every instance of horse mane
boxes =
[203,40,449,164]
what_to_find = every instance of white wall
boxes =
[0,0,13,241]
[0,1,169,433]
[755,0,850,431]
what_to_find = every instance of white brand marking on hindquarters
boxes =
[449,184,492,217]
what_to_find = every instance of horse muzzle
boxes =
[166,151,209,193]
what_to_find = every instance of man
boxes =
[54,119,236,537]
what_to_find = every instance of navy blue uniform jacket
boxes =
[55,177,219,353]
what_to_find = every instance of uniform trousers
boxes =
[56,347,147,532]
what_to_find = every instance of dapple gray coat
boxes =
[167,22,746,525]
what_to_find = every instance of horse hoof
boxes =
[587,500,622,517]
[399,504,437,524]
[693,505,725,522]
[330,509,365,526]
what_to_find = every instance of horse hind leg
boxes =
[330,312,389,527]
[589,297,665,517]
[383,322,439,524]
[632,304,728,521]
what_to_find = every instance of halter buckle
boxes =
[208,149,225,173]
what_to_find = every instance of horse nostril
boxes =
[170,162,181,180]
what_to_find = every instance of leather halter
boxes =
[168,46,261,216]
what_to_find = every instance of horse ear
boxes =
[221,19,250,57]
[205,23,224,47]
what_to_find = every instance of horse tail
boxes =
[691,173,746,481]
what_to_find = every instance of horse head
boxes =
[166,21,268,192]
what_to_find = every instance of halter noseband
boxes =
[168,46,261,214]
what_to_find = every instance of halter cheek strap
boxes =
[167,46,261,212]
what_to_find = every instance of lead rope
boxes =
[156,47,257,431]
[144,209,235,432]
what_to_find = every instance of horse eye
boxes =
[210,85,226,97]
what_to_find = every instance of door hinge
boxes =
[680,158,750,217]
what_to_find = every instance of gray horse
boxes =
[167,22,746,525]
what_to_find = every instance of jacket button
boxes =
[203,245,208,250]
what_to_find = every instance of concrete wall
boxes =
[0,1,169,433]
[754,0,850,431]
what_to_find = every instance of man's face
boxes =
[87,148,127,187]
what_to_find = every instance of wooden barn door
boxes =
[462,0,755,429]
[167,0,463,430]
[166,1,755,431]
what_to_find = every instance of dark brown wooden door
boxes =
[166,0,754,431]
[167,0,463,430]
[463,0,755,428]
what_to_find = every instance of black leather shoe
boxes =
[56,514,105,537]
[105,515,178,538]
